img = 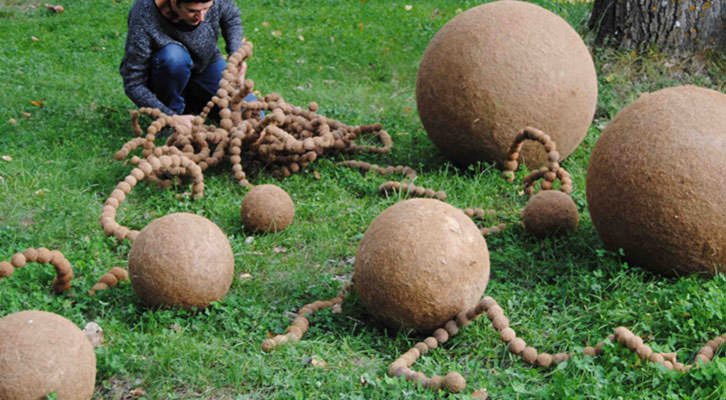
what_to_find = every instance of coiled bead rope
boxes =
[0,248,73,294]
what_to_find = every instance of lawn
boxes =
[1,0,726,399]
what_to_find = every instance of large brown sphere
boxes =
[416,0,597,167]
[128,212,235,309]
[353,198,490,333]
[522,190,579,238]
[240,184,295,233]
[587,85,726,276]
[0,310,96,400]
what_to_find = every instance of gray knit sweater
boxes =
[119,0,243,115]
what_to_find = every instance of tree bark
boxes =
[589,0,726,54]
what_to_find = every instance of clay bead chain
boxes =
[99,154,204,242]
[501,127,561,184]
[116,41,393,190]
[88,267,129,296]
[0,248,73,294]
[261,283,352,352]
[396,294,726,393]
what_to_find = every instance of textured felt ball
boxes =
[587,85,726,276]
[416,0,597,167]
[0,310,96,400]
[522,190,579,238]
[128,212,234,309]
[240,184,295,233]
[353,198,490,333]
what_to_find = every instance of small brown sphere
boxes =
[587,85,726,276]
[353,198,490,333]
[0,310,96,400]
[240,184,295,233]
[128,212,234,309]
[522,190,579,238]
[416,0,597,167]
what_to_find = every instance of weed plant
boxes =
[1,1,725,399]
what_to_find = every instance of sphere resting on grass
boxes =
[0,310,96,400]
[416,0,597,167]
[353,198,490,333]
[240,184,295,233]
[586,85,726,276]
[128,212,234,308]
[522,190,579,238]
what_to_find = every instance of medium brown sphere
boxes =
[416,0,597,167]
[128,212,235,309]
[240,184,295,233]
[587,85,726,276]
[522,190,579,238]
[0,310,96,400]
[353,198,490,333]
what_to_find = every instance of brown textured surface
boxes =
[240,184,295,233]
[586,85,726,276]
[522,190,579,238]
[0,310,96,400]
[128,212,234,309]
[353,198,490,333]
[416,0,597,167]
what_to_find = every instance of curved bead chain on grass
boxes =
[0,248,73,294]
[378,181,448,201]
[261,283,352,352]
[99,154,204,242]
[501,126,561,183]
[338,160,418,180]
[387,298,490,392]
[88,267,129,296]
[521,166,573,196]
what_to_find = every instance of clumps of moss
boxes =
[88,267,129,296]
[127,212,234,309]
[416,0,597,167]
[240,184,295,233]
[0,310,96,400]
[0,248,73,294]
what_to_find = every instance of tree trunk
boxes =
[589,0,726,54]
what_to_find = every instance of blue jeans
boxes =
[150,43,257,116]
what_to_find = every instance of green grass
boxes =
[1,0,726,399]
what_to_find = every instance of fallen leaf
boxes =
[273,247,287,253]
[83,322,104,347]
[8,118,17,125]
[272,30,282,37]
[430,8,440,18]
[1,155,12,162]
[261,21,270,27]
[471,388,489,399]
[404,5,412,10]
[358,23,364,31]
[238,273,252,280]
[31,36,40,42]
[35,189,45,195]
[331,304,342,314]
[128,387,146,398]
[245,236,255,244]
[455,8,463,13]
[298,35,305,41]
[305,355,328,368]
[30,100,44,108]
[22,112,31,118]
[313,171,321,180]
